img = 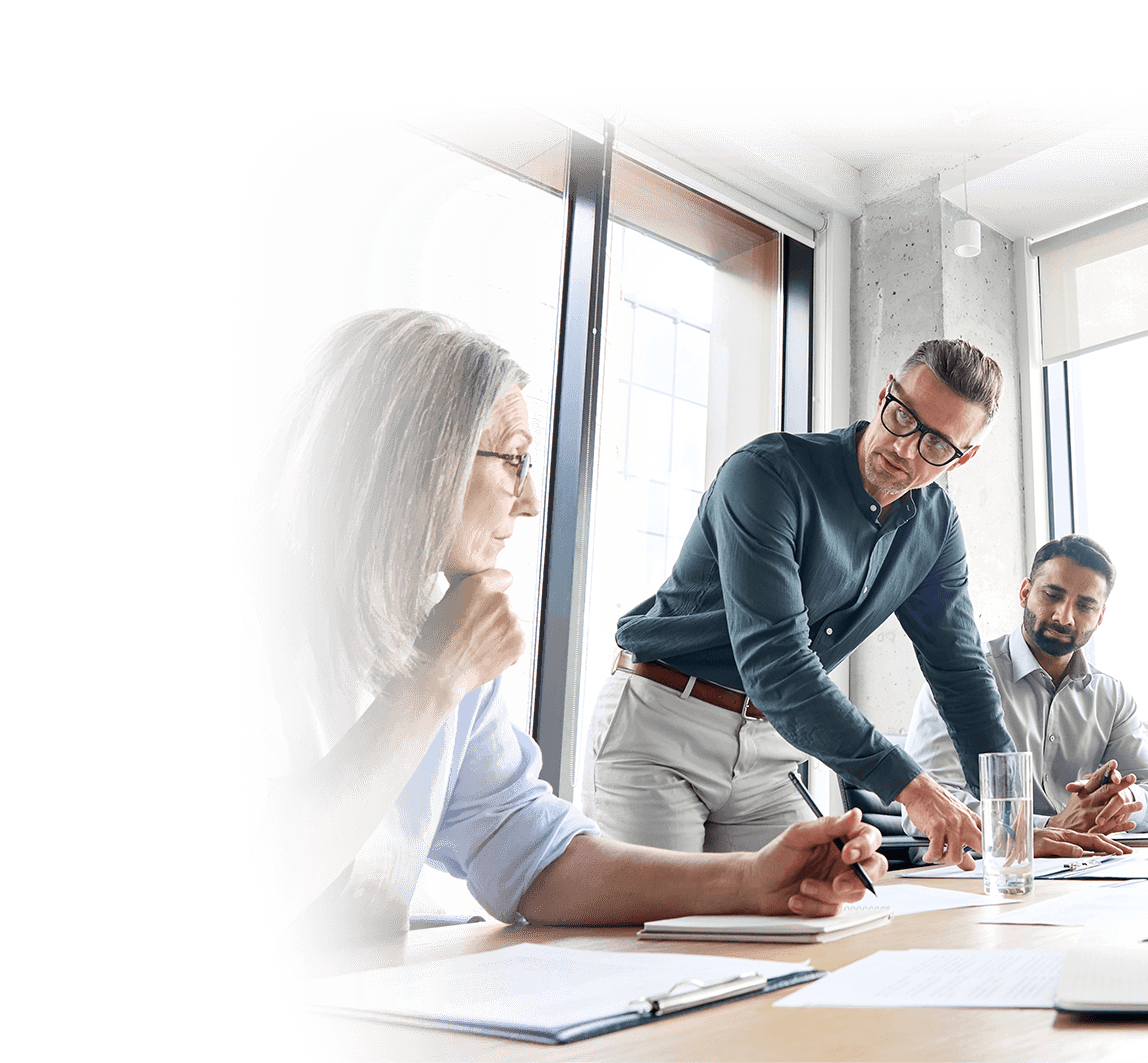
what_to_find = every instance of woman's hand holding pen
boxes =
[746,809,888,918]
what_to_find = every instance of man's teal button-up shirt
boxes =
[616,422,1013,803]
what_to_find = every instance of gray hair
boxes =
[898,339,1003,423]
[263,310,528,729]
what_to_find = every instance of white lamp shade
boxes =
[954,218,981,258]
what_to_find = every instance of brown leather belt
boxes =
[613,650,765,720]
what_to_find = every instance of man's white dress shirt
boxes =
[904,626,1148,833]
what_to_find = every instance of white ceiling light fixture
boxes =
[955,105,982,259]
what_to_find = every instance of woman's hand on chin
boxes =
[415,568,525,705]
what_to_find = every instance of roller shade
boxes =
[1038,214,1148,363]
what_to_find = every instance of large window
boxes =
[572,158,789,807]
[245,113,813,909]
[1038,207,1148,695]
[243,117,569,737]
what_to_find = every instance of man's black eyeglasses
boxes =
[880,383,967,467]
[476,450,532,497]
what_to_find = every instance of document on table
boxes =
[1063,852,1148,878]
[1078,914,1148,944]
[980,880,1148,925]
[299,943,818,1044]
[902,854,1146,879]
[775,949,1065,1009]
[842,884,1020,917]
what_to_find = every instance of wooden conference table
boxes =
[284,877,1145,1062]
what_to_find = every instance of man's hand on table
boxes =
[896,772,981,869]
[1049,759,1143,835]
[1034,826,1133,857]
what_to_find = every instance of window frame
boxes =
[1035,209,1148,538]
[530,129,814,795]
[391,117,816,797]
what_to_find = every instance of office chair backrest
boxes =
[837,735,926,868]
[837,734,914,834]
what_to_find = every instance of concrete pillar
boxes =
[848,178,1025,736]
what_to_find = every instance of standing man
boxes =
[592,339,1101,869]
[904,535,1146,844]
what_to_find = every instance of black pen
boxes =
[787,771,877,895]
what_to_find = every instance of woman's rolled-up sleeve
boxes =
[427,678,599,923]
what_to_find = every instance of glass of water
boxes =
[979,751,1034,897]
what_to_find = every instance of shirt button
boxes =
[826,627,834,635]
[1049,735,1056,741]
[870,504,878,512]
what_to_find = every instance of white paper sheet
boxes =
[899,863,984,879]
[775,949,1065,1009]
[842,884,1019,916]
[980,879,1148,926]
[1078,915,1148,944]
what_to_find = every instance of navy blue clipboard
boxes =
[308,968,826,1045]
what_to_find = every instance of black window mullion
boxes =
[1044,361,1075,536]
[781,235,814,433]
[532,128,613,795]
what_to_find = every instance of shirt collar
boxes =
[845,421,916,527]
[1006,624,1090,685]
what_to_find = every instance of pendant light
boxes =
[954,156,981,258]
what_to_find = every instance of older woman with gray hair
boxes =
[261,309,886,942]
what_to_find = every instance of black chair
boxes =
[837,736,926,870]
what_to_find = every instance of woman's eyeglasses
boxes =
[475,450,532,496]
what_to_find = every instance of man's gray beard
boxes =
[864,451,909,497]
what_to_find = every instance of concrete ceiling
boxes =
[607,102,1148,244]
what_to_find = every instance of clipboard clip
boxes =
[630,971,769,1015]
[1040,854,1119,879]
